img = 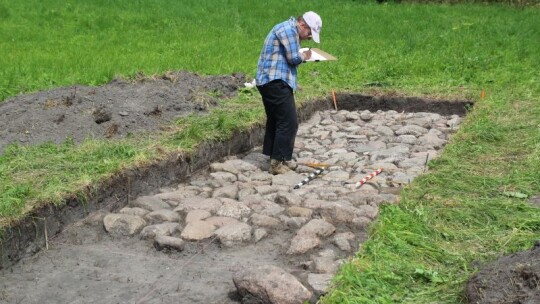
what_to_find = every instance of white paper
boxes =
[299,48,336,62]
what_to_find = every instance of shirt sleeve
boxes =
[275,25,303,66]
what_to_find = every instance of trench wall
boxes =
[0,94,473,269]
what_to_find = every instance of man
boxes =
[256,11,323,175]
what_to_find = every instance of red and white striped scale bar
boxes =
[355,168,383,188]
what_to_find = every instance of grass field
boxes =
[1,0,539,303]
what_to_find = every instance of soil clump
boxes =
[467,241,540,304]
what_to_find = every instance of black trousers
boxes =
[257,80,298,161]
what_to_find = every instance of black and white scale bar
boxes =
[293,168,325,189]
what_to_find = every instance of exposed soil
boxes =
[0,71,247,153]
[1,212,294,303]
[467,241,540,304]
[0,71,538,303]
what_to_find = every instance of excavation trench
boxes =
[0,93,472,304]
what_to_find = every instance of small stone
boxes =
[253,228,268,242]
[154,235,185,252]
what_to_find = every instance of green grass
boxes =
[0,94,264,224]
[1,1,540,303]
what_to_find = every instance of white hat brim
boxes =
[312,30,320,43]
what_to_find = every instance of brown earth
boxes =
[467,240,540,304]
[0,71,247,153]
[0,71,538,303]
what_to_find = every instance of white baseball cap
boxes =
[303,11,322,43]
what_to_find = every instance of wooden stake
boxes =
[332,89,337,110]
[127,176,131,206]
[298,162,330,169]
[44,218,49,250]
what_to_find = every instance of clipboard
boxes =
[300,47,337,62]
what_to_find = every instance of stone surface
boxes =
[233,265,313,304]
[93,109,461,302]
[103,214,146,236]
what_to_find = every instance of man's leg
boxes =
[273,92,297,161]
[258,80,297,160]
[258,84,275,157]
[261,100,276,157]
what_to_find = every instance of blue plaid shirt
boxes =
[256,17,304,91]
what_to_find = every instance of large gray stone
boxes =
[103,214,146,236]
[130,196,170,211]
[180,220,216,241]
[233,265,312,304]
[144,209,181,224]
[140,222,180,239]
[214,222,252,247]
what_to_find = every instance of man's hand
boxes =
[302,49,312,61]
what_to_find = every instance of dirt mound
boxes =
[0,71,247,154]
[466,241,540,304]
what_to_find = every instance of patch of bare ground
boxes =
[467,240,540,304]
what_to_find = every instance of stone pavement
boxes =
[102,109,461,303]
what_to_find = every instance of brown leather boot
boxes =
[283,159,298,170]
[269,159,291,175]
